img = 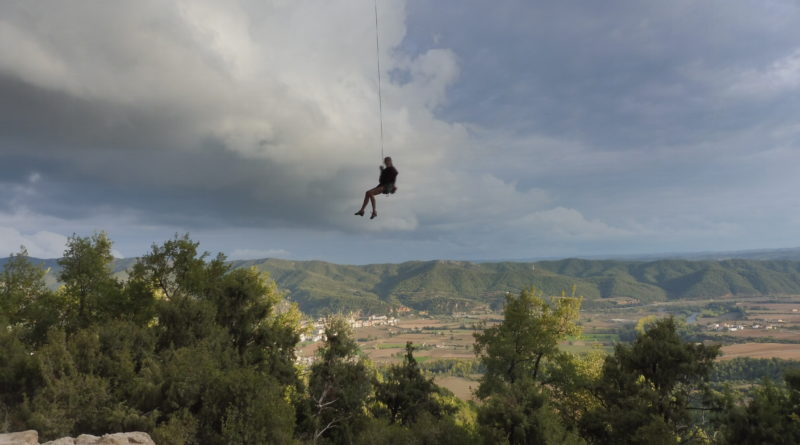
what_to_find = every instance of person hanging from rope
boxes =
[355,156,398,220]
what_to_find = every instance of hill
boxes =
[238,258,800,314]
[8,256,800,315]
[499,246,800,262]
[671,246,800,261]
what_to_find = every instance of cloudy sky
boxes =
[1,0,799,263]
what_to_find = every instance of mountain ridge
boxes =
[6,253,800,315]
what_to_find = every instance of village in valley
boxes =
[294,296,800,399]
[299,314,399,344]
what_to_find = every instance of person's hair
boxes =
[384,156,392,162]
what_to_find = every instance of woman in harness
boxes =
[355,156,398,220]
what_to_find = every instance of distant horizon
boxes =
[6,244,800,266]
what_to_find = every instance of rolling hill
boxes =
[8,255,800,315]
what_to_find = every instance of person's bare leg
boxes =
[370,186,384,217]
[369,193,378,218]
[356,192,370,215]
[356,186,383,216]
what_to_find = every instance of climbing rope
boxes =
[373,0,385,161]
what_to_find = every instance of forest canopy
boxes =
[1,233,799,444]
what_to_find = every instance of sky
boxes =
[1,0,799,264]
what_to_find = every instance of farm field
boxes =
[296,295,800,400]
[299,297,800,364]
[725,328,800,341]
[299,316,484,364]
[720,343,800,360]
[434,376,479,401]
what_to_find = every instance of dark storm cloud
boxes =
[1,0,799,262]
[0,72,360,229]
[0,73,183,154]
[0,0,406,233]
[397,0,800,254]
[0,0,483,247]
[405,0,800,148]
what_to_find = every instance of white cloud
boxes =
[229,248,290,260]
[727,49,800,98]
[0,226,67,258]
[513,207,634,240]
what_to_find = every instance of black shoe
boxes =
[370,212,377,220]
[355,210,364,217]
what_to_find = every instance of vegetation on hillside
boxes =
[2,233,800,443]
[9,254,800,315]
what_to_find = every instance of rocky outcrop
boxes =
[0,432,154,445]
[0,431,38,445]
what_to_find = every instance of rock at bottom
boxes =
[76,433,154,445]
[0,430,38,445]
[40,439,74,445]
[1,431,154,445]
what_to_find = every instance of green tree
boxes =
[135,236,302,443]
[0,324,41,432]
[306,316,373,444]
[582,317,720,444]
[474,288,582,396]
[58,232,122,328]
[718,369,800,444]
[129,235,227,350]
[354,411,479,445]
[212,267,301,385]
[473,288,584,444]
[212,369,297,445]
[1,247,65,345]
[545,350,605,432]
[1,233,305,444]
[131,234,227,302]
[477,381,583,445]
[1,247,47,322]
[376,341,454,425]
[133,236,301,385]
[22,329,153,440]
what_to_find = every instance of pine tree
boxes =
[473,288,584,444]
[582,317,720,444]
[376,341,454,425]
[306,316,373,444]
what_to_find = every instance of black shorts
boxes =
[379,183,395,194]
